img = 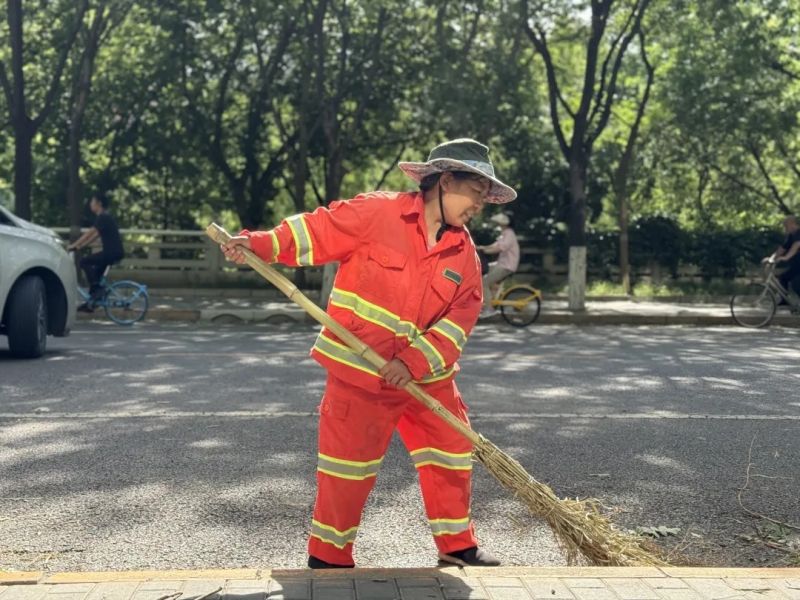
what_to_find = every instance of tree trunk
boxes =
[67,6,107,240]
[67,70,91,239]
[12,124,33,220]
[619,198,631,295]
[67,125,84,240]
[567,157,588,311]
[3,0,88,221]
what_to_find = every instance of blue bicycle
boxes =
[70,251,149,325]
[77,276,149,325]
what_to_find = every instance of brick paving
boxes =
[1,568,799,600]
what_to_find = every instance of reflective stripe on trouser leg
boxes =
[396,381,478,554]
[309,375,407,565]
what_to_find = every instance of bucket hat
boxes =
[398,138,517,204]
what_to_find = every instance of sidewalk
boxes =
[2,567,799,600]
[77,289,800,327]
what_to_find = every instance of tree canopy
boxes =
[1,0,798,266]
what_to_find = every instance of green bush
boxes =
[578,218,782,279]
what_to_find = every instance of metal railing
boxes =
[52,227,759,288]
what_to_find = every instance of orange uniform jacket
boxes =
[243,191,482,390]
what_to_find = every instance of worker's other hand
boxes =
[221,236,251,264]
[379,358,412,389]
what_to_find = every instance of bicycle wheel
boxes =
[104,281,149,325]
[730,284,776,328]
[499,285,541,327]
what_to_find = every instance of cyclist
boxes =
[476,212,519,318]
[763,214,800,305]
[67,193,125,312]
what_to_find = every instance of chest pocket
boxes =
[358,243,408,303]
[430,273,460,321]
[367,243,407,270]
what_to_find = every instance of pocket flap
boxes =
[367,243,407,269]
[431,275,458,302]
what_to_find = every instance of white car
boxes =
[0,205,77,358]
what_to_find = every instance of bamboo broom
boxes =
[205,223,666,566]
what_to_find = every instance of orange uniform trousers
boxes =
[308,374,478,566]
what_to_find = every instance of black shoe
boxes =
[307,555,354,569]
[438,546,500,567]
[77,303,95,313]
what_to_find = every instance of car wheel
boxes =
[7,275,48,358]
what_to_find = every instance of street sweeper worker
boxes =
[220,138,517,569]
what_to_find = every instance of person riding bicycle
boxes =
[67,193,125,312]
[763,214,800,305]
[476,212,519,318]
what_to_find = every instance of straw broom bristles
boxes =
[206,223,667,567]
[473,434,666,565]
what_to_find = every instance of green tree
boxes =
[0,0,87,220]
[520,0,653,310]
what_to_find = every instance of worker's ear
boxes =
[439,171,454,191]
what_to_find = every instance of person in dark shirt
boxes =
[67,193,125,311]
[764,215,800,303]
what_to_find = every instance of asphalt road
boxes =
[1,322,798,572]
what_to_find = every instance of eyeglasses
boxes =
[465,177,491,201]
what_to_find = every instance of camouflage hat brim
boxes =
[398,158,517,204]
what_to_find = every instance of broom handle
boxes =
[206,223,482,446]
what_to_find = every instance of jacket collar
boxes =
[401,192,466,252]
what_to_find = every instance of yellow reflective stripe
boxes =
[270,231,280,261]
[286,215,314,265]
[317,453,383,480]
[330,288,420,340]
[313,333,380,377]
[411,335,447,376]
[420,368,456,384]
[314,328,455,384]
[431,318,467,352]
[327,288,459,381]
[410,448,472,471]
[429,517,471,536]
[311,519,358,549]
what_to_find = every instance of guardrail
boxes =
[52,228,759,288]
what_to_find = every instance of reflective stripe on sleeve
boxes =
[410,335,447,376]
[286,214,314,266]
[430,318,467,352]
[270,231,280,261]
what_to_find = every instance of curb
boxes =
[76,308,800,327]
[2,566,800,585]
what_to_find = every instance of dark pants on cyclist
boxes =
[779,263,800,299]
[80,252,122,300]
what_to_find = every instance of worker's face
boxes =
[89,198,102,214]
[784,219,798,234]
[441,173,490,228]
